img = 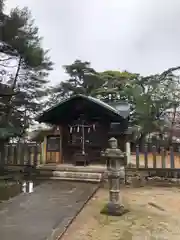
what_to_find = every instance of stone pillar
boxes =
[101,137,128,216]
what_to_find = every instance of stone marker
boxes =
[101,137,128,216]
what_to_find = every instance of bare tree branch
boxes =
[0,57,15,62]
[160,66,180,81]
[0,63,18,68]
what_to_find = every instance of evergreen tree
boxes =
[0,0,53,140]
[50,60,102,102]
[48,58,180,144]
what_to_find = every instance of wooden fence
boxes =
[129,145,180,178]
[0,143,42,168]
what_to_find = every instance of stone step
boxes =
[51,171,103,183]
[37,164,106,173]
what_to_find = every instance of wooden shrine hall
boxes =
[37,94,130,165]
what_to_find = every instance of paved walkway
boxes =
[0,181,99,240]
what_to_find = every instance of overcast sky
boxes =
[6,0,180,84]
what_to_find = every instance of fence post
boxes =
[144,144,148,168]
[152,145,157,169]
[8,145,14,165]
[170,146,175,169]
[136,145,140,168]
[160,147,166,169]
[17,144,21,165]
[4,145,8,165]
[27,145,31,166]
[0,145,5,173]
[20,144,25,165]
[0,145,5,167]
[6,145,9,165]
[13,145,18,165]
[0,151,2,169]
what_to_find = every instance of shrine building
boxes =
[37,94,130,166]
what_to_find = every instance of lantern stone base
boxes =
[100,202,129,216]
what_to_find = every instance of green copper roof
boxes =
[37,94,130,124]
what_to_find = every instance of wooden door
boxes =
[46,135,61,163]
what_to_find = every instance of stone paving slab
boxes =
[0,181,99,240]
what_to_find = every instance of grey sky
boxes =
[6,0,180,84]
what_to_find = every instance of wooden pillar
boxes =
[42,136,47,164]
[59,126,63,164]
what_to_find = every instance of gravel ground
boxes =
[62,186,180,240]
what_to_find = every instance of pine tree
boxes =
[0,0,53,140]
[49,60,102,105]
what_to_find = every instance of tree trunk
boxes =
[168,104,177,148]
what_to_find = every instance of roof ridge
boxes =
[37,94,130,123]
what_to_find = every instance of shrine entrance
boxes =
[61,114,109,165]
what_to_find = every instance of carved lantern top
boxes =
[101,137,125,160]
[108,137,118,149]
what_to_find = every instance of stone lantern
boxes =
[101,137,128,216]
